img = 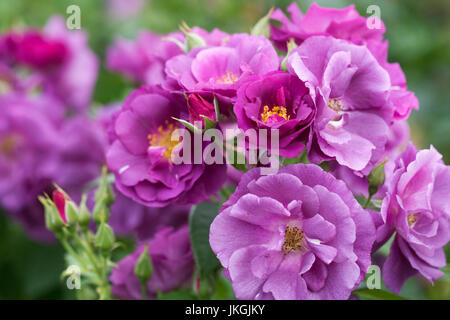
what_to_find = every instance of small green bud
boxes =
[134,244,153,284]
[93,202,111,224]
[78,194,91,227]
[281,38,297,71]
[250,8,274,38]
[65,201,78,224]
[185,32,207,51]
[95,167,115,206]
[367,159,388,196]
[179,21,206,51]
[40,196,58,232]
[95,222,115,252]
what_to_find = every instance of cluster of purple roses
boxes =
[0,3,449,300]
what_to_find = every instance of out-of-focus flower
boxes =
[234,71,315,158]
[287,36,391,173]
[106,188,190,241]
[110,226,194,300]
[380,143,450,293]
[164,33,279,100]
[270,3,385,52]
[107,31,184,85]
[210,164,375,300]
[1,16,98,112]
[106,85,227,207]
[0,94,106,241]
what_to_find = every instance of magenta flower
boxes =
[1,16,98,112]
[380,143,450,293]
[0,94,106,241]
[234,71,315,158]
[110,226,194,300]
[164,33,279,99]
[106,187,190,241]
[287,36,391,173]
[367,41,419,121]
[106,85,227,207]
[107,31,184,85]
[209,164,375,300]
[270,3,385,51]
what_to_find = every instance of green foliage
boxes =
[353,289,407,300]
[189,202,221,278]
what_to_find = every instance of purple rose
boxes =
[367,41,419,121]
[164,33,279,99]
[287,36,392,173]
[234,71,315,158]
[209,164,375,300]
[110,226,194,300]
[107,188,190,241]
[380,143,450,293]
[106,85,227,207]
[0,95,61,214]
[1,16,98,112]
[270,3,385,51]
[107,31,184,85]
[0,94,106,241]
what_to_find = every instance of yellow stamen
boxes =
[147,121,180,161]
[0,135,19,157]
[327,98,344,112]
[407,213,418,227]
[260,105,290,123]
[282,225,305,254]
[216,71,238,84]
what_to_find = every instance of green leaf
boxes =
[171,117,202,134]
[353,288,407,300]
[189,202,222,277]
[157,288,197,300]
[200,115,217,130]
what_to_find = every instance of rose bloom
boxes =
[270,3,385,52]
[380,143,450,293]
[210,164,375,300]
[110,226,194,300]
[106,188,190,241]
[164,33,279,100]
[234,71,315,158]
[2,16,98,112]
[287,36,392,173]
[106,85,227,207]
[0,93,106,241]
[107,31,184,85]
[271,2,418,122]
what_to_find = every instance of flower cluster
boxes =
[1,2,449,300]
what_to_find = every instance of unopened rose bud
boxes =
[52,189,68,223]
[134,244,153,284]
[95,222,115,252]
[367,159,387,196]
[65,201,79,224]
[93,202,111,224]
[78,194,91,227]
[39,196,64,232]
[187,94,217,126]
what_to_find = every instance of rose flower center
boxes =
[0,134,20,158]
[282,225,306,254]
[260,105,290,123]
[407,213,419,227]
[327,98,344,112]
[216,71,238,84]
[147,121,180,160]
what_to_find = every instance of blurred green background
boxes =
[0,0,449,299]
